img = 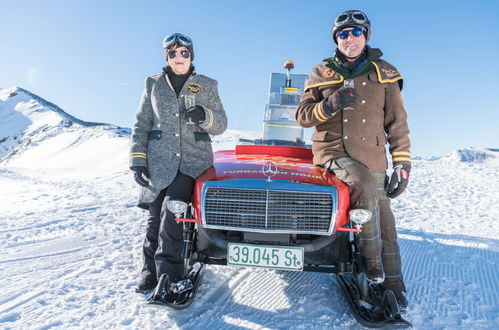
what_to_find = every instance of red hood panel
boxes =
[211,146,342,187]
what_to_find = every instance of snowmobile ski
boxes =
[337,274,412,328]
[147,262,206,310]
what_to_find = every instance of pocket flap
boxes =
[194,132,212,142]
[148,130,162,140]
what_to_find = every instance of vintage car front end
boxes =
[191,145,354,272]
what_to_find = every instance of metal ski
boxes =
[337,274,412,328]
[147,262,206,310]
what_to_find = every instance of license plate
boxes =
[227,243,304,271]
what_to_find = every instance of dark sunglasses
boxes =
[337,27,365,40]
[167,49,191,59]
[163,33,193,49]
[335,11,368,26]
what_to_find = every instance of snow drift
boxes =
[1,87,498,329]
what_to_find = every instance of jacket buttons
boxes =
[361,119,366,123]
[362,81,367,85]
[175,153,180,157]
[344,118,349,122]
[361,100,366,104]
[361,137,366,141]
[175,113,179,117]
[180,95,184,98]
[174,133,179,137]
[344,136,349,140]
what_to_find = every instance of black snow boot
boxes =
[363,256,385,284]
[382,282,408,311]
[149,274,176,303]
[135,277,158,294]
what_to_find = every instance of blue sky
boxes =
[1,0,498,157]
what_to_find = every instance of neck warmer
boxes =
[163,66,193,97]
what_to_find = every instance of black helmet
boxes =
[163,33,194,61]
[332,10,371,44]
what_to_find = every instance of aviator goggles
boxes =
[167,49,191,59]
[334,11,368,27]
[337,27,365,39]
[163,33,193,49]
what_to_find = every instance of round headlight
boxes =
[349,209,372,225]
[167,200,188,216]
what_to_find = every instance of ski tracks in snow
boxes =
[1,160,499,329]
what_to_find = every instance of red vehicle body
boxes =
[183,144,357,272]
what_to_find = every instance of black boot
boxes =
[135,277,158,294]
[149,274,177,303]
[382,281,408,311]
[363,256,385,284]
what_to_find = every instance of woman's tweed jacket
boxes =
[130,70,227,207]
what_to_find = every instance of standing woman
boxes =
[130,33,227,301]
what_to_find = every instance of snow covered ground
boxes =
[1,87,498,329]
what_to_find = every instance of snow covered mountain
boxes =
[0,87,260,177]
[0,87,133,176]
[1,88,498,329]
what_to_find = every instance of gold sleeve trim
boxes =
[392,151,411,156]
[305,75,344,90]
[313,102,328,122]
[200,108,214,130]
[393,156,411,162]
[131,152,147,159]
[372,62,403,83]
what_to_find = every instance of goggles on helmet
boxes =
[163,33,193,49]
[334,11,368,27]
[337,27,365,40]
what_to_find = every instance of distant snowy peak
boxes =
[0,87,107,130]
[440,147,499,163]
[0,87,128,163]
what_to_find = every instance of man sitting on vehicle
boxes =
[295,9,411,309]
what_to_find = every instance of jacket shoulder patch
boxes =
[321,68,335,78]
[372,61,402,84]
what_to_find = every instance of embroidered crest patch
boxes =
[381,68,399,77]
[187,83,202,95]
[321,68,336,79]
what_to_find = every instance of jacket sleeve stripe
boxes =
[200,108,214,130]
[131,155,147,159]
[313,102,329,122]
[392,151,411,156]
[393,156,411,162]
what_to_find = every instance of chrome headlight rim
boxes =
[349,209,372,225]
[167,200,188,217]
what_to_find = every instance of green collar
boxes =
[325,59,375,80]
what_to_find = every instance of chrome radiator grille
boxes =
[202,186,335,235]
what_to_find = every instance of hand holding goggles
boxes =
[334,11,368,27]
[337,27,365,40]
[163,33,193,49]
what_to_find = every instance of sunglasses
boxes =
[334,11,368,27]
[337,27,365,40]
[163,33,193,49]
[167,49,191,59]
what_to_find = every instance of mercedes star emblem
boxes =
[262,162,278,182]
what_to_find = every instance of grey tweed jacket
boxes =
[130,70,227,207]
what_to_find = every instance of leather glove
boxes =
[184,105,206,124]
[323,87,359,115]
[131,166,150,187]
[387,164,411,198]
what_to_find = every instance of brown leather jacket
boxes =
[296,59,410,172]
